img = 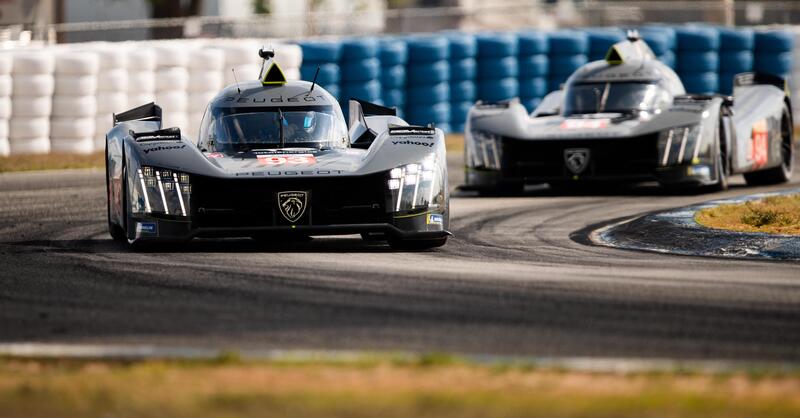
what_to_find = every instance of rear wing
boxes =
[113,102,162,126]
[348,99,399,149]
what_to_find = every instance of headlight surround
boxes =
[467,130,502,170]
[658,124,703,166]
[387,154,445,213]
[131,166,192,217]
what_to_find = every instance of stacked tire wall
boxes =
[754,30,793,85]
[405,36,450,130]
[300,41,342,104]
[547,30,588,93]
[447,33,476,132]
[9,51,54,154]
[94,46,129,150]
[0,54,11,156]
[676,27,720,94]
[379,38,408,118]
[717,28,754,94]
[51,51,98,154]
[517,31,548,112]
[476,33,519,108]
[340,38,381,119]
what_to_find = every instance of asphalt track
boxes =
[1,155,799,362]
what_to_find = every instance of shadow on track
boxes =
[2,236,418,254]
[454,181,756,198]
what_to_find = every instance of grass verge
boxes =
[0,355,799,418]
[0,152,105,173]
[696,194,800,235]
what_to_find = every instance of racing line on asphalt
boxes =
[0,155,799,361]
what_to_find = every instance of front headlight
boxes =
[131,166,192,217]
[467,130,502,170]
[658,124,703,166]
[387,154,445,213]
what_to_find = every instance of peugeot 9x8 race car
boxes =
[464,32,794,193]
[106,50,449,249]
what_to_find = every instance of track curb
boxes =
[588,188,800,261]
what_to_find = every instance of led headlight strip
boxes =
[388,155,440,212]
[137,166,192,216]
[659,125,702,166]
[468,130,502,170]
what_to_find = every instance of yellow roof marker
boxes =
[262,62,287,86]
[605,46,623,65]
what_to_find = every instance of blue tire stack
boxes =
[447,33,477,133]
[476,32,519,107]
[754,30,793,81]
[718,28,754,94]
[639,26,677,69]
[404,36,451,131]
[517,31,548,112]
[547,30,588,93]
[584,28,625,62]
[379,38,408,118]
[299,41,342,100]
[340,38,382,118]
[676,27,720,94]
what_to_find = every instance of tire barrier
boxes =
[9,50,54,154]
[754,30,793,82]
[405,36,450,127]
[718,28,754,94]
[380,38,407,112]
[518,31,549,112]
[477,33,518,104]
[584,28,626,61]
[676,27,720,94]
[340,37,382,117]
[547,30,588,98]
[447,33,476,129]
[0,26,794,151]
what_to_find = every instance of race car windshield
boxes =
[200,106,348,152]
[563,82,665,116]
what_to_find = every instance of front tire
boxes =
[744,104,794,186]
[707,117,729,192]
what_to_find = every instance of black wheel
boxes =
[744,104,794,186]
[107,146,126,241]
[388,236,448,250]
[707,116,729,192]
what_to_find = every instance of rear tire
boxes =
[106,140,126,242]
[388,236,447,250]
[706,116,729,192]
[744,104,794,186]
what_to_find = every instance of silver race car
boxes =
[106,50,449,249]
[464,32,794,193]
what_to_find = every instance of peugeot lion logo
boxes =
[564,148,590,175]
[277,191,308,223]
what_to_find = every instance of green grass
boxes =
[696,194,800,235]
[0,356,798,418]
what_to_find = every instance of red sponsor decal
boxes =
[560,119,609,130]
[257,154,317,166]
[205,152,224,159]
[750,120,769,169]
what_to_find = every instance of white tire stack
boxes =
[273,43,303,80]
[153,45,190,134]
[50,51,99,154]
[127,47,156,111]
[94,46,129,151]
[187,47,224,141]
[9,50,54,155]
[223,41,261,86]
[0,53,12,156]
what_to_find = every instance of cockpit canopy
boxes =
[562,81,674,116]
[196,80,349,153]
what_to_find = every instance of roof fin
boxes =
[605,46,623,65]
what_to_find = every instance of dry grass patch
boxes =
[0,152,105,173]
[696,194,800,235]
[445,134,464,152]
[0,357,799,418]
